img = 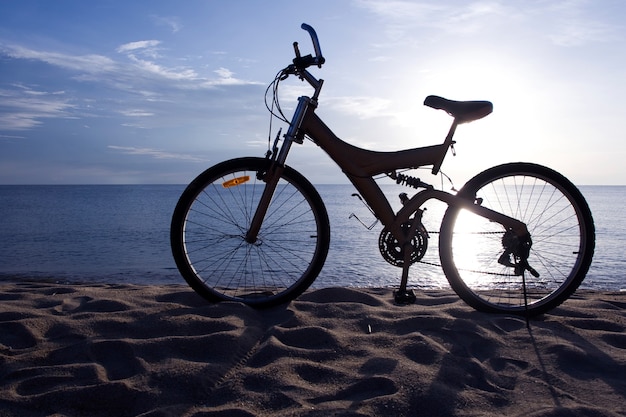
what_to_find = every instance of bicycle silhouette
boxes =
[171,24,594,316]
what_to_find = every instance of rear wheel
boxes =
[439,163,595,316]
[171,157,330,308]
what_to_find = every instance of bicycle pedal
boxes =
[393,289,417,305]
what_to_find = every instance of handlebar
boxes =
[292,23,325,69]
[301,23,324,66]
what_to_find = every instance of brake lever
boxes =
[279,67,291,80]
[293,42,301,59]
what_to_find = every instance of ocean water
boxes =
[0,184,623,290]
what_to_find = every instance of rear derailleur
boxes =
[498,230,540,277]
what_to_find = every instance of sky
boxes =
[0,0,624,185]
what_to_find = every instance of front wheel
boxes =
[171,157,330,308]
[439,163,595,316]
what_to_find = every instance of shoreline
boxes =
[1,274,624,292]
[1,281,624,416]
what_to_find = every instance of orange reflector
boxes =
[222,175,250,188]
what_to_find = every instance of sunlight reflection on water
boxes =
[0,184,622,290]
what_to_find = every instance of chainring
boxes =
[378,222,428,267]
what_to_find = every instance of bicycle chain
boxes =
[414,230,515,278]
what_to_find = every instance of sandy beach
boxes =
[0,281,624,417]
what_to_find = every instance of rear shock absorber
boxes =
[389,171,433,190]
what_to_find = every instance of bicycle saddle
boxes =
[424,95,493,124]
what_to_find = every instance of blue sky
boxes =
[1,1,624,185]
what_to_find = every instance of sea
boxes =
[0,184,624,291]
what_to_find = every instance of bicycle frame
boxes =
[250,91,529,244]
[243,24,531,298]
[303,106,528,235]
[246,86,529,297]
[171,23,594,312]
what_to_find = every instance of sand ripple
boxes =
[0,282,624,416]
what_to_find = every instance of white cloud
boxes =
[116,40,161,53]
[2,44,116,73]
[0,134,26,139]
[548,16,621,46]
[0,86,75,130]
[127,55,199,81]
[119,109,155,117]
[354,0,505,27]
[2,39,262,94]
[0,39,263,134]
[115,39,202,81]
[215,67,234,79]
[150,15,183,33]
[201,67,263,87]
[245,139,268,147]
[357,0,624,47]
[353,0,443,21]
[108,145,207,162]
[327,96,393,120]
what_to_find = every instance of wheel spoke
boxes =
[439,163,594,316]
[170,158,330,307]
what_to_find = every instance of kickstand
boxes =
[394,243,416,305]
[522,270,530,328]
[394,288,416,305]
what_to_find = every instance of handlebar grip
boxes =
[300,23,325,67]
[293,42,301,59]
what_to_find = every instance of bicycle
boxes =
[171,24,595,316]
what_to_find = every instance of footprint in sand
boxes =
[88,340,144,381]
[53,296,93,314]
[0,321,38,350]
[54,296,131,314]
[309,376,398,404]
[601,333,626,349]
[359,357,398,375]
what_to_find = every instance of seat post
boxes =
[431,119,458,175]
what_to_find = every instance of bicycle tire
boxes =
[171,157,330,308]
[439,163,595,316]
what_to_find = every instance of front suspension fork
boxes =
[245,96,315,243]
[244,163,283,244]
